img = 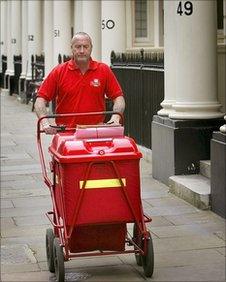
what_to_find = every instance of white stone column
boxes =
[0,0,7,75]
[5,1,13,78]
[11,1,21,57]
[20,1,28,80]
[154,0,164,47]
[169,0,223,119]
[220,0,226,132]
[101,1,126,65]
[74,0,83,32]
[26,0,42,80]
[43,0,53,76]
[53,0,71,65]
[0,0,7,55]
[81,1,101,61]
[158,1,177,116]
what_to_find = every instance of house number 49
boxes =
[177,1,193,16]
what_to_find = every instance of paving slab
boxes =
[1,187,49,199]
[150,222,225,238]
[1,199,14,208]
[153,235,225,253]
[11,196,51,208]
[1,244,37,264]
[164,210,225,225]
[1,206,51,218]
[1,224,49,238]
[13,214,50,226]
[152,263,225,281]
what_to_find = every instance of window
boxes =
[217,0,223,30]
[135,0,147,38]
[133,0,154,45]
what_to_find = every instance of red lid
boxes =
[49,126,142,163]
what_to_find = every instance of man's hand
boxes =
[106,114,121,125]
[42,121,57,135]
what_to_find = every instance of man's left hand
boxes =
[106,114,121,125]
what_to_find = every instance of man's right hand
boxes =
[42,121,57,135]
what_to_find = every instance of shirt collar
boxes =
[68,58,98,71]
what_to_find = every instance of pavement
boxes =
[1,92,225,282]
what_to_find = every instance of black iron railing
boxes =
[110,50,164,149]
[0,55,7,88]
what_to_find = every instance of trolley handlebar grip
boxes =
[49,125,66,132]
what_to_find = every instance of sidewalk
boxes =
[1,92,225,282]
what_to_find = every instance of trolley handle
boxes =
[37,111,123,189]
[49,125,66,132]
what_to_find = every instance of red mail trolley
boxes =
[37,112,154,282]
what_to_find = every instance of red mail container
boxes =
[49,126,143,227]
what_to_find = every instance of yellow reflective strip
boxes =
[79,178,126,189]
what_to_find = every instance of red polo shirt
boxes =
[37,58,123,127]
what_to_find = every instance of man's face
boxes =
[71,35,92,63]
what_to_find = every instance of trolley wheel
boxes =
[141,233,154,277]
[53,238,65,282]
[133,224,142,266]
[46,228,55,273]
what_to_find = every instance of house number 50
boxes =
[102,19,115,30]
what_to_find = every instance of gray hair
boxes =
[71,32,93,46]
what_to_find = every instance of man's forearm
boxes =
[34,97,48,118]
[113,96,125,113]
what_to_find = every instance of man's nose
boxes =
[80,46,84,52]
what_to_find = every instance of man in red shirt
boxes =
[35,32,125,134]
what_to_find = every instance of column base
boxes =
[157,99,175,117]
[170,102,224,119]
[152,115,225,185]
[211,132,226,218]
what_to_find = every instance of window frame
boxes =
[132,0,154,46]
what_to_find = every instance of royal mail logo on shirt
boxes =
[90,79,100,87]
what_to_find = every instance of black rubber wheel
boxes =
[53,238,65,282]
[46,228,55,273]
[141,233,154,277]
[133,224,142,266]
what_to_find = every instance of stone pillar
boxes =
[101,1,126,65]
[170,1,223,119]
[5,1,13,86]
[43,0,53,76]
[74,0,83,33]
[211,131,226,219]
[0,0,7,56]
[19,0,28,101]
[154,0,164,47]
[11,1,21,56]
[81,1,101,61]
[10,1,22,95]
[0,0,7,87]
[152,0,225,185]
[53,0,71,65]
[220,0,226,133]
[158,1,176,116]
[26,0,42,80]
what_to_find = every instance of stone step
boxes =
[169,174,210,210]
[200,160,211,179]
